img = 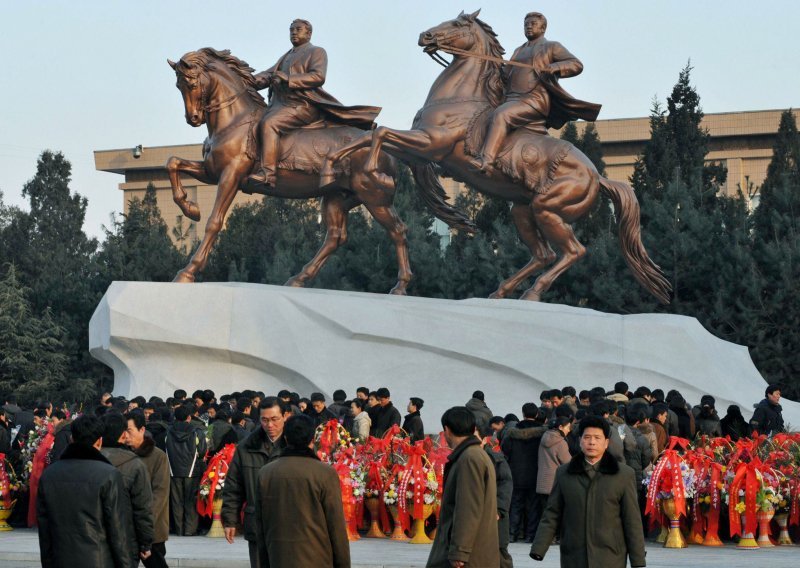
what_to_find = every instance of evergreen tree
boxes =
[2,151,99,384]
[95,183,187,288]
[0,265,72,404]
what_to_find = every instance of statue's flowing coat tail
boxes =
[410,163,477,233]
[599,177,672,304]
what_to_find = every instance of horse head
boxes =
[169,52,207,127]
[418,9,484,56]
[168,48,264,127]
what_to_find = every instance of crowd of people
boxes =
[0,381,788,567]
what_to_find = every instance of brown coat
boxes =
[257,447,350,568]
[426,438,499,568]
[531,452,646,568]
[536,429,572,494]
[134,436,170,544]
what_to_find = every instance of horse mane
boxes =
[185,47,266,107]
[470,17,505,108]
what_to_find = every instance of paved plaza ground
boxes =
[1,529,799,567]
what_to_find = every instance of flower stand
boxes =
[756,509,775,548]
[0,500,16,532]
[388,506,408,541]
[409,504,434,545]
[206,498,225,538]
[662,497,687,548]
[702,509,723,546]
[364,497,386,538]
[774,513,793,545]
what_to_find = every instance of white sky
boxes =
[1,0,798,239]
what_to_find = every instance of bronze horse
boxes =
[323,11,671,303]
[166,48,472,291]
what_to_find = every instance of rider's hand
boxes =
[273,71,289,84]
[224,527,236,544]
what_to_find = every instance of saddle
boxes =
[465,106,571,195]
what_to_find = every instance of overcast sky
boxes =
[1,0,798,239]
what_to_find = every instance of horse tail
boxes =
[410,163,477,233]
[599,177,672,304]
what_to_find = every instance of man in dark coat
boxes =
[465,390,494,436]
[370,387,402,437]
[309,392,338,427]
[165,404,207,536]
[145,407,170,451]
[37,415,133,568]
[427,407,499,568]
[530,416,646,568]
[0,408,11,454]
[248,18,380,187]
[750,384,785,435]
[720,405,749,441]
[482,433,514,568]
[327,389,350,420]
[470,11,600,175]
[402,397,425,443]
[222,397,288,568]
[126,411,170,568]
[502,403,546,542]
[257,415,350,568]
[101,413,154,563]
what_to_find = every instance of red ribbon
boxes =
[27,426,55,527]
[729,460,760,537]
[399,441,428,519]
[196,443,236,517]
[645,449,687,520]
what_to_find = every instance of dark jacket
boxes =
[427,438,499,568]
[145,420,168,452]
[501,420,546,489]
[37,443,133,568]
[232,423,250,441]
[133,436,170,544]
[370,402,401,437]
[402,411,424,443]
[328,401,349,420]
[624,426,652,488]
[50,419,72,461]
[465,397,494,437]
[720,406,749,441]
[531,452,646,568]
[485,446,513,554]
[165,421,207,478]
[257,447,351,568]
[537,428,572,494]
[209,420,238,455]
[694,409,722,438]
[668,401,695,440]
[310,406,337,428]
[221,426,287,542]
[0,420,10,455]
[750,399,785,435]
[101,445,154,555]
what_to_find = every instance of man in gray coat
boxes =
[531,416,646,568]
[427,407,499,568]
[102,413,154,564]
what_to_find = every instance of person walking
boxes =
[222,397,289,568]
[530,416,646,568]
[126,411,170,568]
[427,406,499,568]
[536,416,572,517]
[256,415,351,567]
[37,415,133,567]
[465,390,493,436]
[480,432,514,568]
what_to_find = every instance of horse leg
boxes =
[520,208,586,301]
[166,157,213,222]
[489,203,556,299]
[320,131,375,188]
[364,126,446,179]
[363,200,413,295]
[285,192,356,287]
[173,162,248,283]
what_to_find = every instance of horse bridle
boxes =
[425,24,542,72]
[187,69,247,116]
[425,27,474,68]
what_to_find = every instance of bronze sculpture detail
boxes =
[165,39,473,290]
[322,10,671,303]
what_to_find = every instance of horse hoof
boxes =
[519,290,542,301]
[284,277,306,288]
[173,271,195,283]
[178,200,201,222]
[488,289,506,299]
[389,286,407,296]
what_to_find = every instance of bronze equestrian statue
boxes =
[165,24,473,290]
[323,10,671,303]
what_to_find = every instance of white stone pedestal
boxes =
[89,282,800,427]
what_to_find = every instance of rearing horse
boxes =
[165,47,473,291]
[323,11,671,303]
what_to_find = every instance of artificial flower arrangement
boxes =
[0,455,21,508]
[197,443,236,517]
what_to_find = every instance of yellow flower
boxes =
[779,500,788,508]
[704,496,711,504]
[208,472,216,479]
[735,502,746,514]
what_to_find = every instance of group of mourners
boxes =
[0,381,786,568]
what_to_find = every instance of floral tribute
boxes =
[0,454,21,509]
[644,432,800,547]
[197,443,236,517]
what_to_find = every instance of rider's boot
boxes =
[468,154,496,176]
[247,164,276,188]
